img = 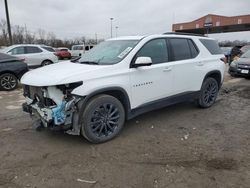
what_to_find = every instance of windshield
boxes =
[78,40,139,65]
[241,50,250,58]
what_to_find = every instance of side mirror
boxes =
[7,51,12,55]
[134,56,152,67]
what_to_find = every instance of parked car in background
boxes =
[0,52,28,91]
[70,44,95,57]
[240,45,250,54]
[70,44,84,57]
[229,49,250,78]
[1,44,58,67]
[54,47,71,60]
[21,33,225,143]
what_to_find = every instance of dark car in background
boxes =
[240,45,250,54]
[229,50,250,78]
[0,52,28,91]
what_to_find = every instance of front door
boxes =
[130,38,174,109]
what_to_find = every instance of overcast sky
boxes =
[0,0,250,41]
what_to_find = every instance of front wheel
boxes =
[198,77,219,108]
[0,73,18,91]
[80,95,125,143]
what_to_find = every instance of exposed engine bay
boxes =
[22,82,83,135]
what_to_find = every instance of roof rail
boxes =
[163,32,207,37]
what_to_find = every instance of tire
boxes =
[41,60,52,66]
[0,73,18,91]
[198,77,219,108]
[80,94,125,143]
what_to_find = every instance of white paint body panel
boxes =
[21,34,225,110]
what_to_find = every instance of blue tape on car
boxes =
[52,102,66,125]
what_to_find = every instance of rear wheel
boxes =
[80,95,125,143]
[198,77,219,108]
[0,73,18,91]
[41,60,52,66]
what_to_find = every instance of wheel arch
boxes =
[41,59,53,66]
[79,87,131,120]
[0,71,18,80]
[202,70,222,89]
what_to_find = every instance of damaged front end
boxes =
[22,82,83,135]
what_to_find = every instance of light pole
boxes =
[4,0,12,45]
[115,26,118,37]
[110,18,114,38]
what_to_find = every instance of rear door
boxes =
[167,38,203,93]
[24,46,43,66]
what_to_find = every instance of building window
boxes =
[238,19,242,24]
[196,24,199,28]
[216,21,220,26]
[180,25,183,30]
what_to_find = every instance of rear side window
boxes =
[188,40,199,58]
[199,39,222,55]
[42,46,55,52]
[25,46,42,54]
[169,38,193,61]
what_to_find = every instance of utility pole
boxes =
[95,33,97,44]
[4,0,13,45]
[110,18,114,38]
[115,26,118,37]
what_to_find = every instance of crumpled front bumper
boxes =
[22,85,82,134]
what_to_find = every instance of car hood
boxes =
[236,58,250,65]
[21,61,110,86]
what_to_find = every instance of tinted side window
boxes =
[169,38,192,61]
[188,40,199,58]
[136,39,168,64]
[26,47,42,54]
[9,47,25,55]
[199,39,222,55]
[42,46,55,52]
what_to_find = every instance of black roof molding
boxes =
[163,32,207,37]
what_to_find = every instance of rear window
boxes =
[199,39,222,55]
[72,46,83,50]
[42,46,55,52]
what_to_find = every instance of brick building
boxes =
[172,14,250,34]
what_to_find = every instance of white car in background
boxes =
[2,44,58,67]
[70,44,95,57]
[70,44,85,57]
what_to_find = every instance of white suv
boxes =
[21,33,225,143]
[2,44,58,67]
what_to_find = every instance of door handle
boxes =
[163,66,172,72]
[197,62,204,66]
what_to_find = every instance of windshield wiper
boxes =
[79,61,99,65]
[70,56,81,62]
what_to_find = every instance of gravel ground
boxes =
[0,75,250,188]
